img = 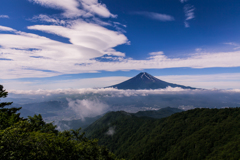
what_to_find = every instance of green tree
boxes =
[0,85,123,160]
[0,85,24,130]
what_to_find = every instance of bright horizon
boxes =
[0,0,240,91]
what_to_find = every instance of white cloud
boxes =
[29,0,83,18]
[149,51,164,56]
[184,5,195,20]
[80,0,117,18]
[184,21,190,28]
[195,48,202,52]
[133,11,175,21]
[178,105,195,110]
[180,0,188,3]
[6,87,193,97]
[28,0,115,18]
[67,98,109,119]
[0,15,9,18]
[31,14,66,25]
[91,17,112,26]
[225,42,240,50]
[0,22,128,79]
[0,25,16,32]
[68,50,240,72]
[106,126,115,136]
[184,4,195,27]
[1,29,240,80]
[0,0,239,81]
[6,87,240,99]
[28,21,128,57]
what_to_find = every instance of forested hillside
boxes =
[85,107,240,160]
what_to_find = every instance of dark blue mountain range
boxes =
[106,72,196,90]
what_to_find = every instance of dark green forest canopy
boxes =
[0,85,123,160]
[85,107,240,160]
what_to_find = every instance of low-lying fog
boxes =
[3,87,240,124]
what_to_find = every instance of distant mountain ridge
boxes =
[57,107,182,131]
[106,72,196,90]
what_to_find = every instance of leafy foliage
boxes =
[0,85,123,160]
[85,107,240,160]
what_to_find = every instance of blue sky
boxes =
[0,0,240,90]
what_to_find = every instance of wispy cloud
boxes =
[225,42,240,50]
[0,15,9,18]
[132,11,175,21]
[195,48,202,52]
[180,0,188,3]
[28,0,116,18]
[31,14,66,25]
[184,4,195,27]
[178,105,195,110]
[184,5,195,20]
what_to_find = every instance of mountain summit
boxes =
[106,72,196,90]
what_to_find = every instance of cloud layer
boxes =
[0,0,239,83]
[7,87,240,98]
[1,30,240,80]
[6,87,240,113]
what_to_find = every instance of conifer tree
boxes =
[0,84,21,115]
[0,85,24,130]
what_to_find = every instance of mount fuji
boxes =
[106,72,196,90]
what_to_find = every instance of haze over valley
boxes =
[4,72,240,128]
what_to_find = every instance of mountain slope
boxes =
[106,72,196,90]
[84,108,240,160]
[84,107,182,137]
[56,115,103,131]
[134,107,183,119]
